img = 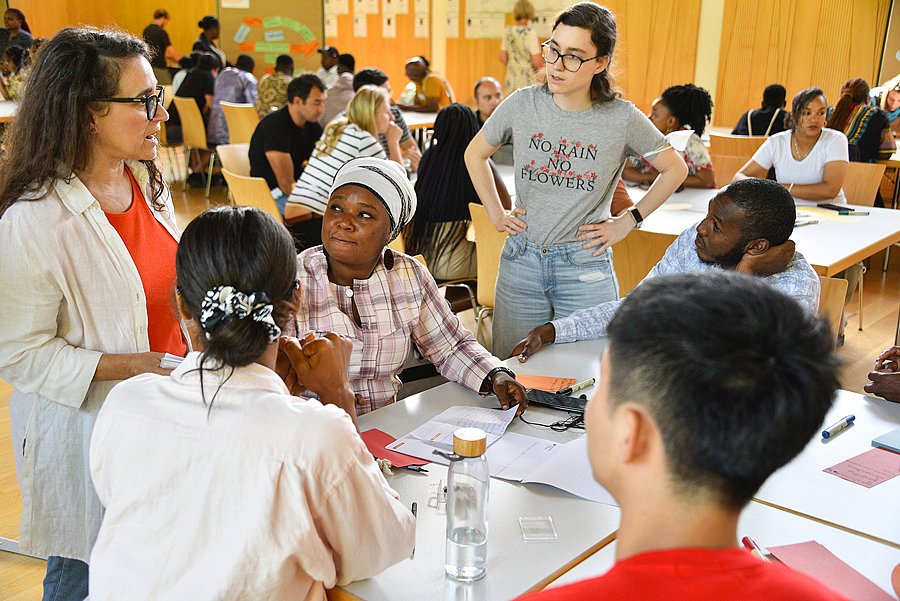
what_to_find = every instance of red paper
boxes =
[243,17,263,27]
[768,541,894,600]
[823,448,900,488]
[361,428,429,467]
[238,42,255,52]
[515,374,577,393]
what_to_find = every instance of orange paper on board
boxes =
[516,374,576,393]
[291,41,319,56]
[238,42,255,52]
[243,17,263,27]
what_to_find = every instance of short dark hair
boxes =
[274,54,293,73]
[723,177,795,246]
[288,73,325,103]
[176,206,297,372]
[660,83,713,136]
[353,67,389,91]
[195,51,220,71]
[762,84,786,110]
[337,53,355,72]
[153,8,170,20]
[235,54,254,73]
[607,272,839,510]
[473,76,499,98]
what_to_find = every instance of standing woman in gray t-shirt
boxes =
[465,2,688,358]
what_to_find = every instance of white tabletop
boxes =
[400,110,438,130]
[0,99,16,123]
[754,389,900,547]
[543,500,900,596]
[337,341,619,601]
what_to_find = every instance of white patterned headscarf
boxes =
[329,157,417,242]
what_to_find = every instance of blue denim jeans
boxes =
[43,556,88,601]
[275,193,288,217]
[491,234,619,359]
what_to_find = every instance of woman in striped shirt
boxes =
[286,86,402,231]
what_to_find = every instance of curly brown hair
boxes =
[0,27,166,217]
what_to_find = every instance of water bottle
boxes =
[445,427,489,582]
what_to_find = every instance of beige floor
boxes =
[1,170,899,599]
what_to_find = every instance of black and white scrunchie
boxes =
[199,285,281,344]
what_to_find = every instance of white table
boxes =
[543,500,900,597]
[755,389,900,548]
[332,341,620,601]
[400,110,438,151]
[0,99,16,123]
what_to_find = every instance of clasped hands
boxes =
[865,346,900,404]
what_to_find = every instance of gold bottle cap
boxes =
[453,427,487,457]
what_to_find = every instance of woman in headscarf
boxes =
[293,157,527,416]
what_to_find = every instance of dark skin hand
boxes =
[492,371,529,415]
[736,240,795,277]
[509,323,556,363]
[865,346,900,403]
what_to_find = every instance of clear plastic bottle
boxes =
[444,427,489,582]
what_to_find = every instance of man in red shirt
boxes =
[520,272,847,601]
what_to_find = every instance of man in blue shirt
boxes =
[512,177,820,360]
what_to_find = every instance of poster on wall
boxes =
[218,0,324,74]
[414,14,429,38]
[382,15,397,38]
[326,0,350,16]
[325,15,338,37]
[354,14,368,36]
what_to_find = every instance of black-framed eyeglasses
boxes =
[97,85,165,120]
[541,43,602,73]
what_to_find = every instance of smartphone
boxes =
[817,203,847,212]
[526,388,587,414]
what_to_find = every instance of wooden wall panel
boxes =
[715,0,890,128]
[11,0,215,67]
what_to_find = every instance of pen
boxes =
[821,414,855,439]
[397,465,429,473]
[741,536,771,562]
[557,378,596,396]
[794,220,818,227]
[410,502,417,559]
[838,211,869,216]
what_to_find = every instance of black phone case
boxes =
[526,388,587,414]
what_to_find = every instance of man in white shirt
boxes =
[316,46,340,89]
[320,53,356,126]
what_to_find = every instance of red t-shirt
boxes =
[519,547,849,601]
[105,168,186,356]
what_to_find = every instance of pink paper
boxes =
[823,448,900,488]
[361,428,429,468]
[768,541,894,600]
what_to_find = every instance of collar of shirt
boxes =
[49,160,153,215]
[172,351,291,395]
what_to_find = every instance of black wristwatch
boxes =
[479,366,517,395]
[627,206,644,229]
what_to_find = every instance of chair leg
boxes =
[204,152,216,199]
[857,264,865,331]
[474,306,493,348]
[182,147,193,191]
[884,245,892,272]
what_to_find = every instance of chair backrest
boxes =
[818,276,848,343]
[158,85,175,146]
[468,203,507,308]
[216,143,251,177]
[162,85,174,110]
[610,231,676,295]
[220,101,260,145]
[221,168,281,221]
[172,96,210,151]
[708,133,767,188]
[842,162,886,207]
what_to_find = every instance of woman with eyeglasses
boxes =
[0,28,181,599]
[465,1,688,359]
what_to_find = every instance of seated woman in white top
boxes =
[734,87,849,203]
[286,85,402,221]
[89,206,415,600]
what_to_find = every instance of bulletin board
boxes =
[218,0,324,74]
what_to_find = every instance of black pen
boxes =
[410,502,417,559]
[397,465,429,473]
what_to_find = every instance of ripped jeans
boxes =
[491,233,619,359]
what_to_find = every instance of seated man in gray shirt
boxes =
[511,177,820,360]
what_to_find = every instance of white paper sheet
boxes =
[382,15,397,38]
[391,405,518,450]
[325,15,338,37]
[353,15,367,36]
[522,437,619,506]
[414,15,429,38]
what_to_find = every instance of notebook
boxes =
[872,426,900,454]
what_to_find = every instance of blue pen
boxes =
[822,414,855,439]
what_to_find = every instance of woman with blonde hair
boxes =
[286,85,401,248]
[499,0,543,94]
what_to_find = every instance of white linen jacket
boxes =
[0,161,180,561]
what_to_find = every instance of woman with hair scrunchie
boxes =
[88,206,415,598]
[0,27,182,599]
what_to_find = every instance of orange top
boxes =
[105,167,186,356]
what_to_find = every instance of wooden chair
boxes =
[468,203,507,347]
[220,101,260,145]
[610,230,676,295]
[215,143,251,177]
[841,162,887,330]
[172,96,217,198]
[818,276,848,346]
[220,168,281,221]
[708,133,767,188]
[158,84,183,183]
[393,233,477,314]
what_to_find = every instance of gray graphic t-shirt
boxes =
[482,85,666,246]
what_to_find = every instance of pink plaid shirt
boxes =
[295,247,502,415]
